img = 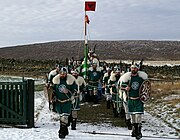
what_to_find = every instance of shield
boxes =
[139,80,151,103]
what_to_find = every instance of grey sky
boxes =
[0,0,180,47]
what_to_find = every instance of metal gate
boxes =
[0,79,34,128]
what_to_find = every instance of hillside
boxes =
[0,40,180,61]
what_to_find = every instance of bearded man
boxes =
[121,64,148,140]
[52,67,78,139]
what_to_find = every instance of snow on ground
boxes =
[0,75,179,140]
[0,90,179,140]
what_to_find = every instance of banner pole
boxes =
[84,10,88,81]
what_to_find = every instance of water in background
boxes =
[0,75,45,85]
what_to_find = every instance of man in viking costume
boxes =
[121,64,149,140]
[68,70,86,130]
[47,64,60,112]
[108,68,121,117]
[90,53,100,67]
[102,67,112,109]
[118,73,132,130]
[52,67,78,139]
[87,62,102,103]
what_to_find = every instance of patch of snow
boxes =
[0,75,45,85]
[164,94,180,101]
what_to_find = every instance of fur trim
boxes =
[109,73,116,82]
[138,71,148,80]
[119,71,148,83]
[88,67,102,72]
[53,74,76,85]
[88,67,93,71]
[52,74,60,84]
[92,58,99,66]
[76,76,86,86]
[110,71,115,76]
[49,69,57,76]
[99,66,103,71]
[82,60,90,65]
[119,72,131,83]
[103,72,109,78]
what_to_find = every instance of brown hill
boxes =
[0,40,180,61]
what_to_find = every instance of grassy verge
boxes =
[145,81,180,136]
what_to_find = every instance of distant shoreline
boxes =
[103,60,180,66]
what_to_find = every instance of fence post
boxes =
[27,79,34,128]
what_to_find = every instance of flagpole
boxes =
[85,11,87,38]
[83,1,96,81]
[84,10,88,81]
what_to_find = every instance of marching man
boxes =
[47,64,60,112]
[121,64,150,140]
[68,70,86,130]
[87,62,102,103]
[52,67,78,139]
[118,73,132,130]
[108,68,122,117]
[102,67,112,109]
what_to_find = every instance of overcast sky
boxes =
[0,0,180,48]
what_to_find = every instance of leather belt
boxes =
[56,98,71,103]
[129,97,140,100]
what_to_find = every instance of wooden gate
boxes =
[0,79,34,128]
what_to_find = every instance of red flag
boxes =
[85,1,96,11]
[85,15,90,24]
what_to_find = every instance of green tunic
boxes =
[108,75,122,113]
[128,75,144,114]
[87,68,101,90]
[108,78,119,102]
[54,77,78,115]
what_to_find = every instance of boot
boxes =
[67,114,72,127]
[52,101,56,112]
[131,123,137,137]
[71,118,77,130]
[125,119,132,130]
[136,123,142,139]
[58,124,66,139]
[113,108,118,117]
[131,123,142,139]
[64,125,69,136]
[93,95,99,104]
[107,100,111,109]
[120,108,125,118]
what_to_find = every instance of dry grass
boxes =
[150,81,180,98]
[151,81,180,90]
[145,80,180,135]
[167,99,180,108]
